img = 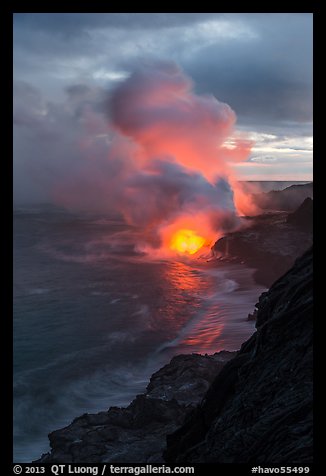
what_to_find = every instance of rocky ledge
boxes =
[212,198,313,286]
[165,246,313,464]
[252,182,313,211]
[35,351,236,463]
[287,197,313,231]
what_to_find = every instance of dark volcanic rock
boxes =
[164,247,313,464]
[253,182,313,211]
[287,197,313,231]
[146,351,235,405]
[35,351,236,463]
[212,212,312,286]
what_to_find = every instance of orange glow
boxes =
[54,65,259,244]
[170,229,207,255]
[180,322,224,353]
[159,213,220,258]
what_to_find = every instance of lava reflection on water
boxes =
[179,320,224,354]
[164,260,204,292]
[161,260,225,354]
[159,260,263,356]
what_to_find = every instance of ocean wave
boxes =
[26,288,50,295]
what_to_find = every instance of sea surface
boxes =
[13,181,308,462]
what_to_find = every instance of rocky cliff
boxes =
[35,351,236,463]
[287,197,313,231]
[164,246,313,464]
[212,199,313,286]
[252,182,313,211]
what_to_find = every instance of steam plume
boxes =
[15,62,256,255]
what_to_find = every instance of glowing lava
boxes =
[170,229,206,255]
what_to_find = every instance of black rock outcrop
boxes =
[35,351,236,463]
[252,182,313,211]
[287,197,313,231]
[212,206,312,286]
[164,247,313,464]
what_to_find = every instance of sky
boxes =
[13,13,313,205]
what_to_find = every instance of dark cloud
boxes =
[190,63,312,125]
[13,13,313,204]
[13,81,45,126]
[184,14,312,126]
[65,84,91,96]
[13,13,312,129]
[13,13,223,36]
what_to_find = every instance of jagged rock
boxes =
[247,292,270,320]
[247,309,257,321]
[287,197,313,231]
[146,351,235,405]
[212,211,312,286]
[252,182,313,211]
[35,351,236,463]
[164,247,313,464]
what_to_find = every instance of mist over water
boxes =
[15,188,297,461]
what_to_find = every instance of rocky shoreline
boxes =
[36,245,313,464]
[35,191,313,464]
[35,352,236,463]
[165,246,313,464]
[212,199,313,287]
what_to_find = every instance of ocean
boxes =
[13,182,308,462]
